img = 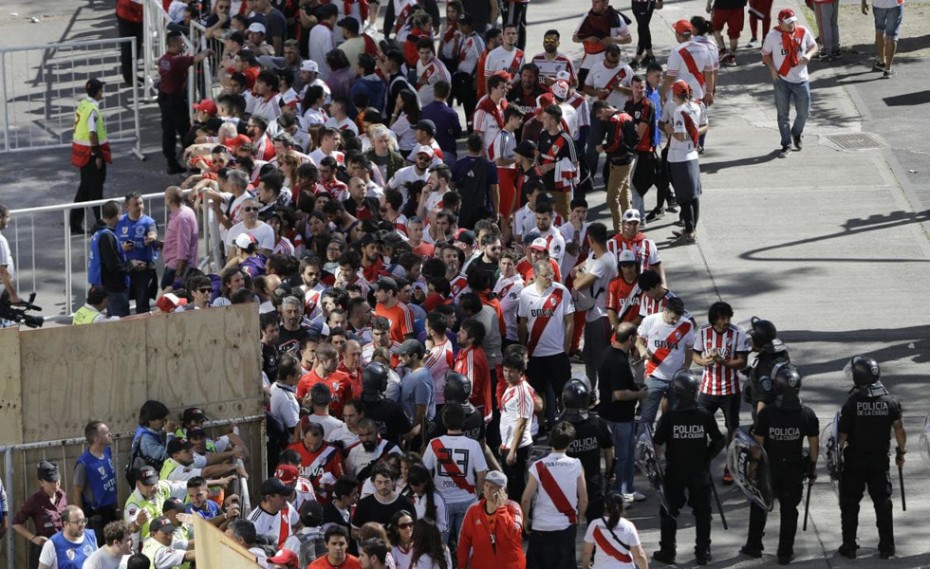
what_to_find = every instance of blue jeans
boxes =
[609,420,638,494]
[107,292,129,317]
[773,78,811,147]
[446,498,474,547]
[639,375,674,429]
[873,5,903,40]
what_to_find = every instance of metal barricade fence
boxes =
[0,38,142,158]
[8,190,219,318]
[0,415,266,569]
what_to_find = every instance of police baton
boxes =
[802,477,813,531]
[708,471,728,530]
[896,447,906,511]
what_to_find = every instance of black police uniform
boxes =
[838,387,902,556]
[364,397,411,446]
[563,412,613,520]
[430,403,487,442]
[744,340,790,419]
[653,405,725,562]
[746,403,819,559]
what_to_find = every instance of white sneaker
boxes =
[624,492,647,502]
[746,38,759,48]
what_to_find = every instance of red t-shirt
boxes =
[308,554,362,569]
[158,53,195,96]
[297,369,353,418]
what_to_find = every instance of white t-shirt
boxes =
[761,26,818,83]
[583,517,642,569]
[248,503,299,548]
[227,220,275,251]
[0,232,14,291]
[327,424,359,449]
[270,382,300,430]
[324,116,359,135]
[527,452,581,531]
[82,547,127,569]
[424,338,454,405]
[493,274,525,342]
[665,41,714,101]
[499,380,535,451]
[668,101,706,163]
[517,282,575,358]
[580,250,618,322]
[584,61,634,109]
[636,312,696,380]
[422,434,488,504]
[251,94,282,124]
[306,413,345,441]
[483,46,525,78]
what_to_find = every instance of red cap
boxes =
[671,80,691,98]
[672,20,693,34]
[274,464,299,484]
[777,8,798,23]
[492,70,512,82]
[222,134,251,150]
[155,293,188,313]
[266,549,299,568]
[193,99,217,116]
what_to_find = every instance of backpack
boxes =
[124,429,163,485]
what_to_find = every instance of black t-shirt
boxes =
[838,390,902,462]
[537,131,576,186]
[277,325,311,356]
[468,256,501,283]
[755,405,819,465]
[365,399,412,445]
[597,346,638,422]
[565,415,613,491]
[654,407,724,476]
[262,342,280,381]
[352,493,416,529]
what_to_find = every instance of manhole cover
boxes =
[828,133,884,149]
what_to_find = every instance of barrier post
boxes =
[1,52,8,152]
[63,210,73,315]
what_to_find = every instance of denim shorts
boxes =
[873,5,903,40]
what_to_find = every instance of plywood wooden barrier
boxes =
[0,328,23,445]
[192,513,263,569]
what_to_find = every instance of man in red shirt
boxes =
[309,525,361,569]
[456,470,525,569]
[298,344,353,418]
[373,277,415,346]
[288,422,344,503]
[158,31,211,174]
[455,319,493,423]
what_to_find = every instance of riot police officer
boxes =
[360,362,411,445]
[837,356,906,560]
[741,364,819,565]
[743,317,791,419]
[432,372,486,441]
[559,377,614,520]
[652,370,725,566]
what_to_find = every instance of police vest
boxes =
[125,485,170,541]
[72,305,102,325]
[159,458,185,481]
[142,536,186,569]
[75,448,117,509]
[50,529,97,569]
[71,98,111,168]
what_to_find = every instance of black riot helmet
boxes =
[560,377,591,422]
[773,363,803,410]
[845,355,880,388]
[671,370,699,410]
[444,372,472,405]
[361,362,389,402]
[749,317,777,349]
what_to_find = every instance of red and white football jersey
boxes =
[517,282,575,357]
[695,324,750,396]
[494,274,525,342]
[500,379,535,451]
[607,233,661,275]
[665,40,715,101]
[483,46,525,78]
[584,61,634,109]
[532,52,577,84]
[424,337,454,405]
[637,312,695,380]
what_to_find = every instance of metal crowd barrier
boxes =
[0,37,142,158]
[8,190,217,318]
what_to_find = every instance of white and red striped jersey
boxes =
[584,61,635,110]
[450,274,468,299]
[695,324,751,396]
[424,337,454,405]
[583,517,642,568]
[638,289,680,319]
[483,46,525,78]
[248,502,299,549]
[323,116,359,135]
[517,282,574,357]
[473,95,507,156]
[500,379,535,450]
[422,434,488,504]
[637,312,695,380]
[537,226,567,264]
[415,57,451,106]
[665,40,715,101]
[302,283,325,320]
[494,274,525,342]
[291,476,317,513]
[564,91,591,129]
[607,233,662,275]
[528,452,581,531]
[457,32,485,74]
[532,52,577,85]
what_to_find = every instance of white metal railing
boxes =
[7,190,218,318]
[0,37,143,158]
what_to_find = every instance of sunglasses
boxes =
[198,288,212,293]
[243,206,259,212]
[396,522,414,529]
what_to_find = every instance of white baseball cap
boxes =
[300,60,319,73]
[529,238,548,252]
[622,209,642,223]
[556,70,572,82]
[247,22,266,34]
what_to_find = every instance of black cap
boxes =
[163,497,186,512]
[458,13,474,26]
[392,338,425,358]
[310,383,333,406]
[37,460,60,482]
[166,438,193,456]
[359,233,384,247]
[373,277,398,292]
[137,465,160,485]
[261,477,296,497]
[414,119,436,135]
[85,78,104,94]
[337,16,360,34]
[187,426,207,439]
[514,140,537,157]
[182,407,209,424]
[150,516,176,534]
[167,30,184,41]
[454,229,476,246]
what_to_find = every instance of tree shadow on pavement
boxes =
[701,148,783,174]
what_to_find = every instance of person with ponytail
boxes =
[581,491,648,569]
[663,80,706,245]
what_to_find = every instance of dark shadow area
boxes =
[884,90,930,107]
[738,209,930,263]
[702,148,783,174]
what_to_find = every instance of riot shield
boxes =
[635,424,671,515]
[822,410,842,482]
[726,429,774,511]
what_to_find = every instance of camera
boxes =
[0,292,44,328]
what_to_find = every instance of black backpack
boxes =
[124,430,164,485]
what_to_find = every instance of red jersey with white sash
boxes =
[665,40,714,101]
[695,323,751,396]
[607,232,661,275]
[517,282,575,358]
[454,346,493,421]
[473,94,508,155]
[422,434,488,504]
[637,312,695,380]
[483,46,525,78]
[582,517,642,568]
[605,276,641,324]
[528,452,581,531]
[287,441,345,502]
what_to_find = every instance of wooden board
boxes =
[0,327,23,445]
[146,304,263,419]
[192,502,263,569]
[18,319,147,442]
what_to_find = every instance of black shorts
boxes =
[698,392,741,433]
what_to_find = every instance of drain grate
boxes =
[828,133,884,150]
